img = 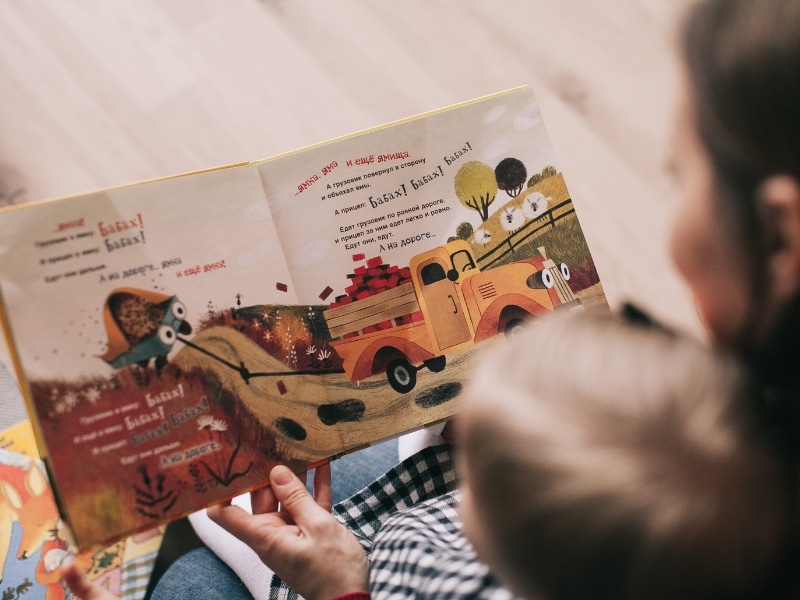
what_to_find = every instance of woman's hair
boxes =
[680,0,800,433]
[460,310,798,600]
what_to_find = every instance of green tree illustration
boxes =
[448,221,474,243]
[527,164,557,188]
[456,221,474,240]
[454,161,498,222]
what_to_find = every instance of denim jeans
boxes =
[150,439,400,600]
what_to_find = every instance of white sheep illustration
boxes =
[522,192,550,219]
[474,228,492,245]
[500,206,525,232]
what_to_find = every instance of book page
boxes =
[259,87,563,301]
[0,163,297,550]
[253,84,606,465]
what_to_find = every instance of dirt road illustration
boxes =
[172,325,480,463]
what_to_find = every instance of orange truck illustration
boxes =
[324,240,579,393]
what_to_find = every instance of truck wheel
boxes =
[387,358,417,394]
[423,356,446,373]
[504,318,527,339]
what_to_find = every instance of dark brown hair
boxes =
[681,0,800,446]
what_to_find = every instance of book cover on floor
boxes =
[0,85,607,551]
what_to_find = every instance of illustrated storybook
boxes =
[0,420,164,600]
[0,85,607,551]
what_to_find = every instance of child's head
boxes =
[668,0,800,379]
[458,310,798,600]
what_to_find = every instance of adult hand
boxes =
[62,562,118,600]
[207,462,369,600]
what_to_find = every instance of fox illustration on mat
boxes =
[0,456,60,583]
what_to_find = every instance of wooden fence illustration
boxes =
[477,198,576,268]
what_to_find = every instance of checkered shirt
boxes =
[267,444,517,599]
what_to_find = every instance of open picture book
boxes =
[0,85,606,552]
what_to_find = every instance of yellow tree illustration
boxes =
[454,160,498,222]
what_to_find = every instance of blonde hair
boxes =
[459,310,797,600]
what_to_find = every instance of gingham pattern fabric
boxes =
[267,445,516,600]
[119,550,160,600]
[368,490,517,599]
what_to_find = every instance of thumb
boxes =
[270,465,326,525]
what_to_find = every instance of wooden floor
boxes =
[0,0,701,425]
